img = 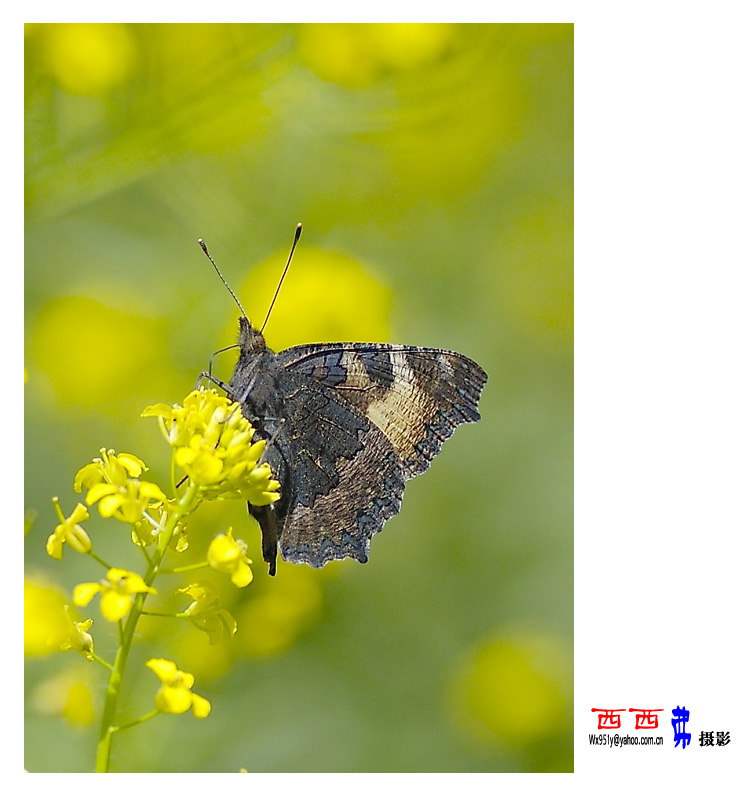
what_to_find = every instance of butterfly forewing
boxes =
[278,343,487,479]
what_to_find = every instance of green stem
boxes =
[112,709,160,733]
[139,543,153,567]
[141,610,189,618]
[87,550,113,570]
[94,481,199,773]
[160,561,209,574]
[91,652,114,671]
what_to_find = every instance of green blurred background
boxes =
[24,23,573,772]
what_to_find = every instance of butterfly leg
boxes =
[196,371,234,397]
[232,372,260,405]
[249,504,278,576]
[199,343,241,388]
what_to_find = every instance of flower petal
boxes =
[191,693,212,719]
[117,453,147,478]
[99,591,133,622]
[230,561,254,588]
[85,482,117,506]
[146,658,178,684]
[155,685,192,714]
[72,583,101,608]
[46,532,64,560]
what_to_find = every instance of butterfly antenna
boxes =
[198,238,247,318]
[260,223,302,334]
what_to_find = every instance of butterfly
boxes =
[200,226,487,575]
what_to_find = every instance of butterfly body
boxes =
[228,314,487,575]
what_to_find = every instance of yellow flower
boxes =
[207,528,253,588]
[46,500,91,559]
[75,449,165,524]
[178,581,237,645]
[142,389,280,506]
[59,607,95,662]
[86,478,167,524]
[146,658,211,718]
[74,449,146,491]
[73,568,156,622]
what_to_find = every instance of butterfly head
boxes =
[199,225,302,359]
[238,314,267,353]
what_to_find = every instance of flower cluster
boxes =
[42,387,282,769]
[207,528,254,587]
[142,388,280,505]
[60,607,95,661]
[75,449,167,524]
[178,581,237,645]
[47,501,92,559]
[74,568,156,623]
[146,658,211,718]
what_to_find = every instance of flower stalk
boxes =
[95,479,199,772]
[43,389,279,773]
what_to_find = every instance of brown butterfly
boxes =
[200,226,487,575]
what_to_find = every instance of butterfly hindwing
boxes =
[244,363,405,568]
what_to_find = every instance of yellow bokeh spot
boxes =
[448,631,572,749]
[299,23,454,87]
[31,670,96,725]
[368,23,455,70]
[174,627,234,681]
[233,247,392,353]
[63,680,96,725]
[234,565,323,659]
[30,295,160,409]
[44,23,136,95]
[24,578,70,657]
